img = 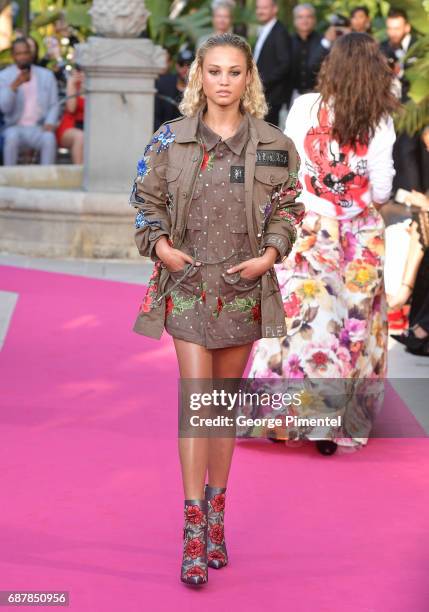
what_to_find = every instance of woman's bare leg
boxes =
[208,342,254,487]
[60,128,84,164]
[174,337,212,499]
[388,221,424,310]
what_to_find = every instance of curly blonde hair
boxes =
[179,33,268,119]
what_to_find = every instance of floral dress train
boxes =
[247,204,388,448]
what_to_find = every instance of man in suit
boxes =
[380,8,428,193]
[288,3,330,108]
[254,0,291,126]
[0,38,59,165]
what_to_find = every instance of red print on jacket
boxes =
[303,105,369,215]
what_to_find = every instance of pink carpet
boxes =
[1,264,429,612]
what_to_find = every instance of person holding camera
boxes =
[0,37,59,166]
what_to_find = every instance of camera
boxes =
[328,14,350,37]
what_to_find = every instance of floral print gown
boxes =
[247,203,388,447]
[247,92,394,448]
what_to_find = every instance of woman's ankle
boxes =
[412,325,428,339]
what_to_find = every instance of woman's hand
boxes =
[387,284,413,310]
[155,237,200,273]
[406,190,429,210]
[226,247,278,280]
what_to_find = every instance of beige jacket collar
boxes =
[173,110,278,146]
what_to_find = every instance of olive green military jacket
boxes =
[129,111,305,340]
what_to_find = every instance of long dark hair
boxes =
[316,32,400,147]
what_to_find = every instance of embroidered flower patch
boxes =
[201,145,215,171]
[136,124,176,183]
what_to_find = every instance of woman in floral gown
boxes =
[248,33,400,454]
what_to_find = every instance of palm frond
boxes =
[395,98,429,135]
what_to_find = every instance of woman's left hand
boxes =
[226,248,278,281]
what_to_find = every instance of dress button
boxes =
[270,175,276,183]
[182,191,188,197]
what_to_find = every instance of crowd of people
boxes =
[1,2,428,358]
[155,2,428,194]
[0,35,85,166]
[152,1,429,359]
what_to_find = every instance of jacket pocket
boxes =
[167,262,203,297]
[254,165,289,187]
[220,257,262,301]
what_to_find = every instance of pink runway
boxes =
[1,265,429,612]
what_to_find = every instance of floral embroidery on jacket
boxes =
[139,262,162,313]
[288,170,299,189]
[129,181,146,206]
[136,124,176,183]
[152,123,176,153]
[134,209,163,230]
[279,179,303,201]
[166,290,199,316]
[136,155,151,182]
[201,145,215,171]
[166,192,174,214]
[212,295,261,323]
[259,200,273,235]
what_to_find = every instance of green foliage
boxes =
[1,0,427,133]
[396,2,429,134]
[166,5,212,47]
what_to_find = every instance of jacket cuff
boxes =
[148,230,170,262]
[262,234,290,263]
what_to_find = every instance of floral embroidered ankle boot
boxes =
[205,484,228,569]
[181,499,208,585]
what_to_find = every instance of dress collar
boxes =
[197,110,249,156]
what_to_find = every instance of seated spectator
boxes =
[388,196,429,356]
[350,6,372,34]
[56,65,85,164]
[0,37,59,166]
[288,3,330,108]
[154,48,194,131]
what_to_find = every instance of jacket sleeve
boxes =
[261,138,305,264]
[0,71,16,115]
[367,115,396,205]
[129,123,175,262]
[44,71,60,126]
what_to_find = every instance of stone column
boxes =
[74,2,167,193]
